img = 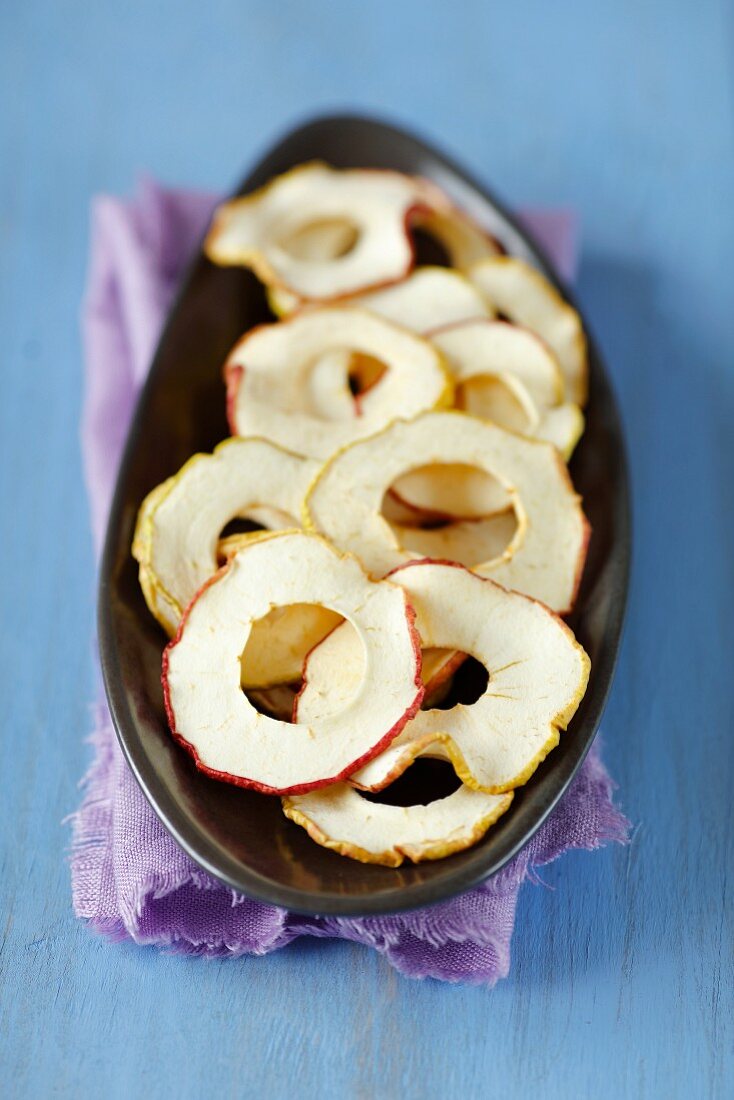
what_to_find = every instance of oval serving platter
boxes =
[99,113,630,916]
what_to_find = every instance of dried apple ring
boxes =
[296,560,590,794]
[282,759,513,867]
[264,272,488,427]
[134,442,342,689]
[304,411,589,613]
[266,180,503,316]
[162,532,423,794]
[469,257,588,405]
[352,267,492,334]
[205,162,424,301]
[430,319,584,458]
[225,309,452,460]
[132,437,319,637]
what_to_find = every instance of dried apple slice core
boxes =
[307,349,389,420]
[162,532,424,795]
[295,619,467,724]
[282,750,513,867]
[411,177,503,269]
[305,411,589,613]
[217,508,297,560]
[266,218,361,315]
[360,757,462,804]
[409,209,500,271]
[346,352,388,399]
[295,618,477,736]
[456,375,533,432]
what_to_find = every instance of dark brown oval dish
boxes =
[98,114,630,916]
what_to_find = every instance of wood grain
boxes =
[1,1,732,1096]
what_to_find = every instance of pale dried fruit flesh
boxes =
[421,648,468,708]
[454,373,584,458]
[296,560,590,795]
[218,528,345,689]
[239,602,345,690]
[133,437,320,637]
[430,319,584,458]
[264,178,502,315]
[216,517,294,565]
[162,532,423,794]
[469,257,588,405]
[388,511,518,570]
[430,318,564,408]
[276,271,487,421]
[282,762,513,867]
[205,162,424,301]
[351,266,492,334]
[225,308,452,460]
[293,620,467,722]
[304,411,590,613]
[388,462,510,521]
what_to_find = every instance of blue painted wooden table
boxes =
[2,2,732,1096]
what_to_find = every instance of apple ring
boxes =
[133,437,319,637]
[225,309,452,460]
[469,256,588,405]
[266,177,503,316]
[267,270,488,427]
[296,560,590,794]
[304,411,590,613]
[430,319,584,459]
[205,162,424,301]
[133,440,346,690]
[282,757,513,867]
[162,532,423,794]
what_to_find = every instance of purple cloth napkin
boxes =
[71,178,628,985]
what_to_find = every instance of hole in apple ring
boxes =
[381,463,518,569]
[359,758,462,807]
[422,655,489,711]
[239,602,350,713]
[276,218,360,262]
